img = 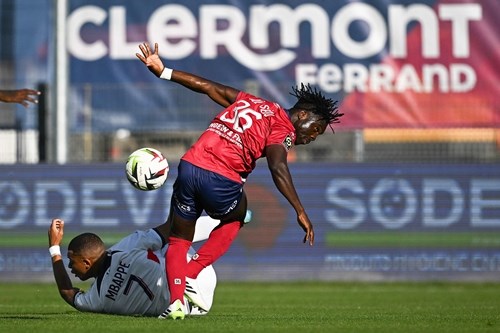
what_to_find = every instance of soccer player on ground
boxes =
[48,216,220,317]
[0,88,40,107]
[136,42,344,320]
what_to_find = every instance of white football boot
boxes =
[184,277,209,312]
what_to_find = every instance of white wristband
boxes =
[160,67,173,80]
[49,245,61,257]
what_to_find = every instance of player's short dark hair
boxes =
[68,233,104,255]
[290,83,344,131]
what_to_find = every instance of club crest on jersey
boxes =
[283,135,293,151]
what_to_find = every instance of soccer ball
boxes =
[125,148,169,191]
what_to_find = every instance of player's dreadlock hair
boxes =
[68,232,105,256]
[290,83,343,132]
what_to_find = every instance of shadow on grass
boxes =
[0,315,47,320]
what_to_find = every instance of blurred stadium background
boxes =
[0,0,499,282]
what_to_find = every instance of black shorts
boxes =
[172,160,243,220]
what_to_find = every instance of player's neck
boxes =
[90,252,109,278]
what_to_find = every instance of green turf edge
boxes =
[2,231,500,248]
[325,231,500,248]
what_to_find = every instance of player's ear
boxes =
[298,110,308,119]
[83,258,92,270]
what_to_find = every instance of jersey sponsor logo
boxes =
[208,122,244,149]
[283,135,293,151]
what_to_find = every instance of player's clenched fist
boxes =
[48,218,65,247]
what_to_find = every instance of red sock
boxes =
[166,236,192,304]
[186,221,241,278]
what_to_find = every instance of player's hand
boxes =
[136,42,165,77]
[297,211,314,246]
[48,218,65,247]
[0,89,40,107]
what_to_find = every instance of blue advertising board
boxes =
[1,162,499,280]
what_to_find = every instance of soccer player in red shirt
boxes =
[137,42,343,320]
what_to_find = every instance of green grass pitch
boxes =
[3,231,500,248]
[0,282,498,333]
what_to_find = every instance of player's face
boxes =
[293,112,327,145]
[67,251,91,281]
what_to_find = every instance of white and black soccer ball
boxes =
[125,148,169,191]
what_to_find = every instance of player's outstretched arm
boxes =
[48,219,80,307]
[264,144,314,246]
[136,42,239,108]
[0,89,40,107]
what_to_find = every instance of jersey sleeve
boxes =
[266,115,295,152]
[74,287,103,312]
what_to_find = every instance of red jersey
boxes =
[182,91,296,184]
